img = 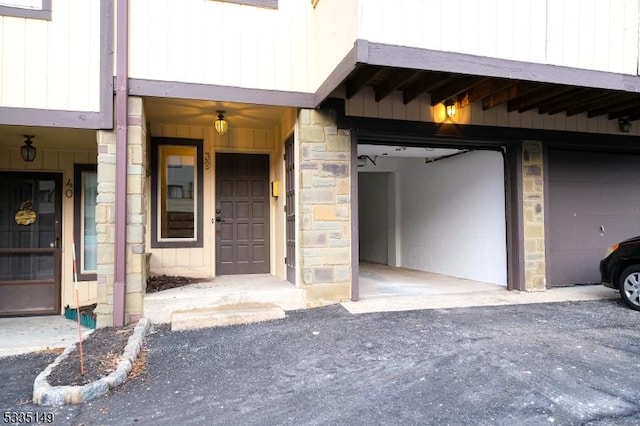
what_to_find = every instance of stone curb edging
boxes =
[33,318,150,406]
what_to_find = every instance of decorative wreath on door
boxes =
[15,200,37,225]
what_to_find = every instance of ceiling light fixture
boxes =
[444,99,457,118]
[618,117,632,133]
[215,110,228,135]
[21,135,36,162]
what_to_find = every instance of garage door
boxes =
[548,150,640,286]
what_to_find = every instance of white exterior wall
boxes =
[0,0,101,110]
[359,151,507,286]
[129,0,358,93]
[130,0,307,92]
[308,0,358,90]
[358,0,639,76]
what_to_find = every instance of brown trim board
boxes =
[506,144,525,291]
[314,40,369,106]
[0,0,51,20]
[213,0,278,9]
[129,79,315,108]
[315,39,640,106]
[350,132,359,301]
[360,40,640,93]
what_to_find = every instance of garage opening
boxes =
[357,144,508,299]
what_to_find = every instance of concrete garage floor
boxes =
[344,262,618,314]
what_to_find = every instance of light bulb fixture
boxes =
[215,110,228,135]
[21,135,36,162]
[444,99,457,118]
[618,117,632,133]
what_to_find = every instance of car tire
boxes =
[618,265,640,311]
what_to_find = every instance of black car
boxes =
[601,236,640,311]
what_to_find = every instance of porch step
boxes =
[171,303,286,331]
[143,274,306,324]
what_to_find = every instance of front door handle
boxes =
[49,238,60,248]
[215,217,222,222]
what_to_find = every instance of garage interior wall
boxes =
[358,150,507,286]
[358,172,389,264]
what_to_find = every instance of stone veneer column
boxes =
[298,109,352,306]
[522,140,546,291]
[95,97,148,327]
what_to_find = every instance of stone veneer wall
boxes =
[522,140,546,291]
[95,97,148,327]
[298,109,352,306]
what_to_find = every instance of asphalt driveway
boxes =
[2,299,640,425]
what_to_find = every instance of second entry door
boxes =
[0,172,62,316]
[215,153,270,275]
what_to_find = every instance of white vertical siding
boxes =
[129,0,357,93]
[358,0,638,76]
[0,0,101,110]
[129,0,318,92]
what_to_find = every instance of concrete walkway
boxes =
[0,316,92,358]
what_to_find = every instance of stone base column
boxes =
[95,97,148,327]
[298,109,352,306]
[522,141,546,291]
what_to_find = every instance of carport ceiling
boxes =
[344,64,640,121]
[143,97,291,129]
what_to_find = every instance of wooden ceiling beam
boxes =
[482,82,540,110]
[458,79,516,107]
[588,97,640,118]
[507,86,574,113]
[430,76,487,106]
[608,104,640,120]
[402,72,450,104]
[345,66,382,99]
[538,89,592,114]
[375,69,421,102]
[565,92,626,116]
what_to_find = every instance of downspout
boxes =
[113,0,129,327]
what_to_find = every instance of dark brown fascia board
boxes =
[360,40,640,94]
[130,79,315,108]
[213,0,278,9]
[313,38,640,107]
[0,0,113,129]
[0,0,51,20]
[314,40,367,106]
[0,107,111,129]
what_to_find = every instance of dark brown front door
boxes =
[285,136,296,284]
[0,172,62,316]
[215,153,270,275]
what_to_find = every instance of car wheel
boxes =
[619,265,640,311]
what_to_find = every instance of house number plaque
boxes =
[15,201,37,226]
